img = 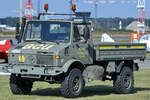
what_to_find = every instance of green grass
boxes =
[147,53,150,58]
[0,70,150,100]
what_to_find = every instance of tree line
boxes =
[94,17,150,29]
[0,17,149,29]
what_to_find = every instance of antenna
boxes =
[38,0,40,16]
[20,0,23,24]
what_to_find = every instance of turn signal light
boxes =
[55,56,60,59]
[7,54,10,57]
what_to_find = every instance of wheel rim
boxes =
[123,73,132,89]
[72,76,81,93]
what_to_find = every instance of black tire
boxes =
[113,67,134,94]
[5,59,8,63]
[60,68,84,98]
[10,74,33,95]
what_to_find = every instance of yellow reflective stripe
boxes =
[119,46,127,49]
[130,45,145,49]
[100,46,116,49]
[99,45,145,49]
[79,55,85,58]
[78,52,88,54]
[78,48,86,51]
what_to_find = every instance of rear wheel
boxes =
[10,74,33,95]
[113,67,134,94]
[60,68,84,98]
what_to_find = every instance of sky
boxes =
[0,0,149,18]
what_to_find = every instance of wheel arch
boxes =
[62,59,85,73]
[116,60,134,73]
[123,60,134,71]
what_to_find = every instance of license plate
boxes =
[19,55,25,63]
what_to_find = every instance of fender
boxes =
[62,59,85,73]
[116,61,124,73]
[116,60,134,73]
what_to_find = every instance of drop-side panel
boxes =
[94,43,146,61]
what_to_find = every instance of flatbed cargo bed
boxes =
[94,42,146,61]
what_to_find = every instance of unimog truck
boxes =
[7,4,146,98]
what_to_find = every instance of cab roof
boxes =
[27,19,91,25]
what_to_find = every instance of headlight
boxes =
[37,55,53,65]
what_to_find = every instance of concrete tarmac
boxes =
[135,59,150,70]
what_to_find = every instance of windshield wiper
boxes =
[26,40,64,44]
[35,40,45,44]
[55,40,65,44]
[45,40,60,44]
[26,40,46,44]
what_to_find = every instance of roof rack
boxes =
[38,12,91,21]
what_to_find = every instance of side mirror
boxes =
[83,26,90,41]
[15,23,20,41]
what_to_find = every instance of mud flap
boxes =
[133,63,139,71]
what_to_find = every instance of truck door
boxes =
[72,25,93,64]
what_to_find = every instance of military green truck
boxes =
[7,11,146,98]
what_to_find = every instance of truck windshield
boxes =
[24,21,71,43]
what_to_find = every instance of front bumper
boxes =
[8,65,63,76]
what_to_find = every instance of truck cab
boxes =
[8,13,93,75]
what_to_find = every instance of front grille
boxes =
[28,55,36,64]
[9,54,53,65]
[37,55,53,65]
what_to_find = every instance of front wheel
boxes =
[60,68,84,98]
[113,67,134,94]
[10,74,33,95]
